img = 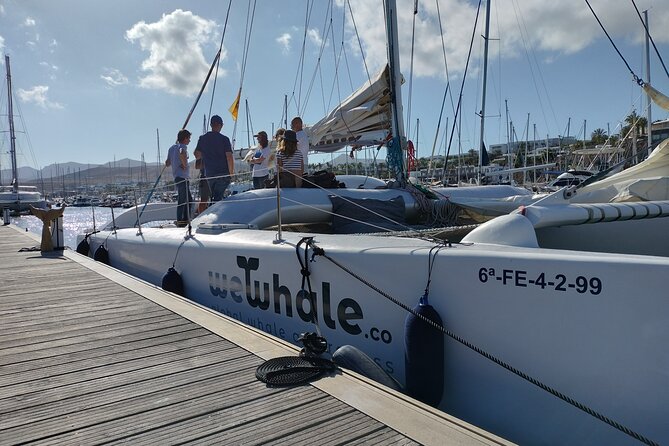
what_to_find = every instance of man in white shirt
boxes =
[247,131,271,189]
[291,116,309,172]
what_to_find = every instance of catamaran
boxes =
[79,1,669,444]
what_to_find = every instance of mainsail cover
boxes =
[643,83,669,112]
[305,65,394,153]
[573,137,669,202]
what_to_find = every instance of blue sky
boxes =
[1,0,668,171]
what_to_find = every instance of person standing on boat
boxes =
[290,117,309,173]
[193,115,234,202]
[276,130,303,188]
[165,129,193,227]
[247,130,270,189]
[196,163,210,214]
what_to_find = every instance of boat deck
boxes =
[0,224,510,445]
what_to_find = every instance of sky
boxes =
[1,0,669,172]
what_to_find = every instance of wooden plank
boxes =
[0,332,220,387]
[0,226,505,446]
[0,355,260,431]
[0,341,236,399]
[0,328,211,376]
[0,316,192,359]
[0,323,201,367]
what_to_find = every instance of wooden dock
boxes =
[0,224,511,445]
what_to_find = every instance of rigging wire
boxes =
[405,0,418,140]
[442,0,484,182]
[206,0,233,126]
[510,0,557,139]
[583,0,644,86]
[301,0,334,116]
[290,0,315,114]
[230,0,258,147]
[630,0,669,81]
[427,0,457,180]
[341,6,355,93]
[346,0,373,87]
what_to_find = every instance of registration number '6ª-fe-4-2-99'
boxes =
[478,268,603,295]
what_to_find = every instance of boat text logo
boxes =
[207,255,366,336]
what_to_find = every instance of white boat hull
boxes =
[87,223,669,445]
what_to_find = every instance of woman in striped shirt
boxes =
[276,129,304,188]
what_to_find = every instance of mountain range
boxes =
[1,153,375,189]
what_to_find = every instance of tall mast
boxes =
[478,0,492,184]
[5,55,18,193]
[385,0,406,182]
[644,9,652,151]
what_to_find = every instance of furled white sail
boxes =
[643,83,669,112]
[305,65,395,153]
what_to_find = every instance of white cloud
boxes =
[17,85,64,109]
[38,61,59,80]
[276,33,292,54]
[0,36,4,54]
[0,5,5,16]
[101,68,129,87]
[342,0,669,81]
[125,9,223,96]
[23,17,36,27]
[307,28,323,47]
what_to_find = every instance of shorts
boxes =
[199,175,211,201]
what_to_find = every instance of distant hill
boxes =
[0,158,163,189]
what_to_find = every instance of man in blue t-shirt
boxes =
[194,115,234,202]
[165,129,192,226]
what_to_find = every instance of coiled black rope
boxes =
[308,240,658,446]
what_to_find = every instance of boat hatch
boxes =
[196,223,258,234]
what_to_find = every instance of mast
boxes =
[478,0,492,184]
[5,55,18,193]
[385,0,406,182]
[644,9,652,151]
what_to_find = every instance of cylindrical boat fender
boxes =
[333,345,403,392]
[404,295,444,407]
[76,237,90,256]
[162,267,185,296]
[93,245,109,264]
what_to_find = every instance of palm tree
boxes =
[591,128,608,145]
[621,111,648,139]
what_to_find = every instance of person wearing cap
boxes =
[290,117,309,173]
[247,130,271,189]
[165,129,193,227]
[276,129,303,188]
[194,115,234,202]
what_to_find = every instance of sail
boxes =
[573,137,669,202]
[643,83,669,112]
[305,65,395,153]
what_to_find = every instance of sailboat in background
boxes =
[0,55,46,213]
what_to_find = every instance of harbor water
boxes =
[11,207,114,250]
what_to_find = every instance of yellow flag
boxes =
[228,89,241,121]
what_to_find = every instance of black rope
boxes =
[308,240,659,446]
[630,0,669,81]
[296,237,322,335]
[584,0,644,86]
